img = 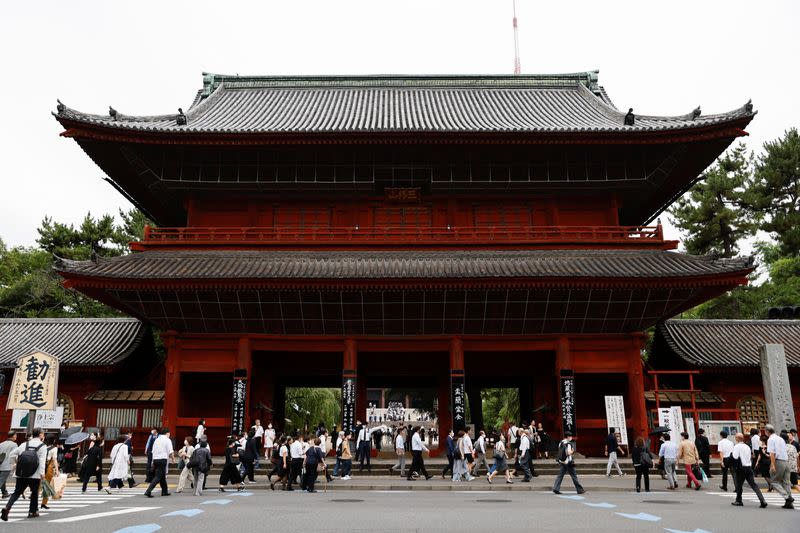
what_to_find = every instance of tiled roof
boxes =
[644,391,725,404]
[54,249,754,283]
[54,72,755,134]
[657,319,800,368]
[0,318,146,367]
[85,390,164,402]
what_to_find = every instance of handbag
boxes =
[700,467,709,483]
[691,463,703,480]
[53,473,68,499]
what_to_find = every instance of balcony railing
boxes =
[132,224,671,250]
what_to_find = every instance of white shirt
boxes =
[151,435,174,460]
[732,442,752,467]
[357,426,371,446]
[751,434,761,453]
[519,434,530,453]
[767,434,788,461]
[476,435,486,454]
[460,434,473,455]
[411,432,428,452]
[301,441,310,455]
[289,440,303,459]
[253,425,264,439]
[508,426,518,444]
[195,425,204,440]
[13,438,48,479]
[395,434,405,451]
[717,438,734,458]
[659,440,678,460]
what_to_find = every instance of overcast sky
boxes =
[2,0,798,247]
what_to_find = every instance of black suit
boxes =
[695,435,711,476]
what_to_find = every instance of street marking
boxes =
[162,508,204,517]
[557,494,585,500]
[664,529,713,533]
[200,498,232,505]
[582,502,617,508]
[229,491,254,496]
[112,525,162,533]
[49,506,161,523]
[615,512,662,522]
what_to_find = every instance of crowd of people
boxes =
[1,420,798,522]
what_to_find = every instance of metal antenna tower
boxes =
[512,0,521,74]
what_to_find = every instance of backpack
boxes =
[556,441,570,464]
[188,448,210,473]
[16,443,45,478]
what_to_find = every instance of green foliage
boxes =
[284,387,341,434]
[668,144,755,258]
[746,128,800,257]
[480,388,519,432]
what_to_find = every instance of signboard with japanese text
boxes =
[560,371,576,435]
[6,352,59,411]
[451,373,466,431]
[11,407,64,430]
[341,378,356,433]
[684,417,696,443]
[657,406,684,444]
[604,395,628,445]
[230,374,247,436]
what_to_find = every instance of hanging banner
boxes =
[6,352,59,411]
[341,377,356,433]
[604,395,628,445]
[230,371,247,436]
[451,372,466,431]
[684,417,696,443]
[560,371,576,435]
[11,407,64,430]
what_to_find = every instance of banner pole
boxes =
[26,409,36,437]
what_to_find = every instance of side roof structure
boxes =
[654,319,800,368]
[54,72,755,135]
[0,318,148,367]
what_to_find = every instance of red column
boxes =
[628,334,649,440]
[162,332,180,431]
[238,336,252,429]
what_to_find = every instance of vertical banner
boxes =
[657,406,684,444]
[684,417,696,442]
[341,377,356,433]
[604,395,628,445]
[451,372,466,431]
[560,370,576,436]
[231,369,247,436]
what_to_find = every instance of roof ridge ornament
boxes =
[692,106,701,119]
[109,106,118,120]
[743,99,753,114]
[624,108,635,126]
[56,99,65,114]
[176,108,187,126]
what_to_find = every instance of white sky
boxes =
[1,0,798,247]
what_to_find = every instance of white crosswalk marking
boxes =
[707,490,799,510]
[3,487,139,523]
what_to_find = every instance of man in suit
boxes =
[695,428,712,478]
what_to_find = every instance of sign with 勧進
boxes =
[6,351,59,411]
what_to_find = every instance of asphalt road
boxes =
[1,484,796,533]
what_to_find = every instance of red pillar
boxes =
[628,334,649,440]
[162,332,180,431]
[237,336,252,429]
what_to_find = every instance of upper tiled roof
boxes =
[0,318,146,367]
[657,319,800,368]
[54,72,755,135]
[54,249,754,283]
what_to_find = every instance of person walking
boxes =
[123,431,137,488]
[241,429,258,484]
[452,430,469,482]
[252,419,264,451]
[1,427,47,521]
[631,436,651,492]
[39,435,59,509]
[189,438,211,496]
[302,438,326,493]
[339,431,353,480]
[390,427,406,477]
[175,436,196,493]
[604,427,626,478]
[143,427,158,483]
[695,428,712,478]
[356,423,372,472]
[461,428,476,481]
[766,424,794,509]
[487,434,513,484]
[754,434,773,492]
[784,430,799,491]
[731,432,767,508]
[658,434,678,490]
[195,420,206,443]
[143,428,174,498]
[287,433,305,490]
[537,423,550,459]
[218,438,243,493]
[407,426,432,480]
[677,432,702,490]
[270,435,290,490]
[0,431,18,499]
[552,432,585,495]
[718,430,736,491]
[107,435,130,493]
[441,430,455,479]
[473,430,488,475]
[749,428,761,460]
[517,429,533,482]
[79,436,104,493]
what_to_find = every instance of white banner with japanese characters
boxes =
[6,352,59,411]
[604,395,628,445]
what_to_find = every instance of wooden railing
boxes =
[132,224,670,250]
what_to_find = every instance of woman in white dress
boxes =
[107,435,130,493]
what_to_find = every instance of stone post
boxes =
[759,344,797,432]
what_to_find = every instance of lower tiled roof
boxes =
[0,318,146,367]
[644,391,725,404]
[657,319,800,368]
[55,249,753,283]
[85,390,164,402]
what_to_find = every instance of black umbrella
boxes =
[64,432,90,446]
[649,426,670,435]
[58,426,82,441]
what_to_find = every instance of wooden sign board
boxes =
[6,351,59,411]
